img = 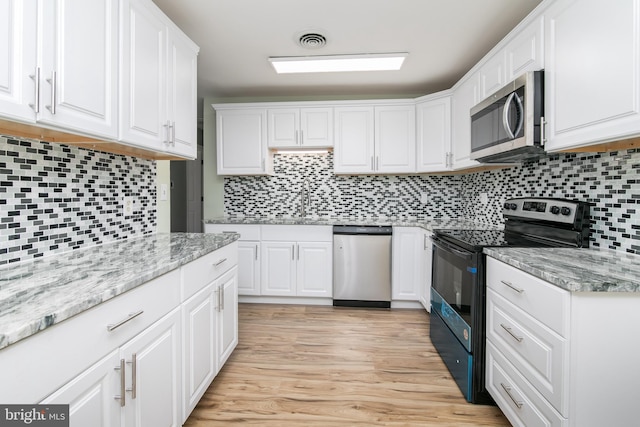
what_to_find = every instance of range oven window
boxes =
[431,238,478,325]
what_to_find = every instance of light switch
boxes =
[160,183,168,201]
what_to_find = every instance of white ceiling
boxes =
[152,0,542,117]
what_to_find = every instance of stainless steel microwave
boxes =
[470,70,544,163]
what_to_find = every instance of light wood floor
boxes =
[184,304,510,427]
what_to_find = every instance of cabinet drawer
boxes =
[0,269,181,403]
[486,341,567,427]
[487,288,567,414]
[261,225,332,242]
[486,257,570,336]
[181,242,238,300]
[204,224,261,240]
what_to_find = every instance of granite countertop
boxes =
[484,247,640,293]
[0,232,240,350]
[203,216,503,231]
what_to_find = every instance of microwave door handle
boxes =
[502,92,517,139]
[513,93,524,137]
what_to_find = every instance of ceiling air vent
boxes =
[298,33,327,49]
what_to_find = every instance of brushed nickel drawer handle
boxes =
[500,323,524,342]
[107,310,144,332]
[500,382,523,409]
[501,280,524,293]
[213,258,227,267]
[114,358,126,407]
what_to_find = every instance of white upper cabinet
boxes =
[215,108,271,175]
[416,93,451,173]
[0,0,118,139]
[0,0,37,123]
[333,106,375,174]
[478,52,507,102]
[268,107,333,148]
[451,75,480,170]
[506,15,544,81]
[544,0,640,151]
[38,0,118,139]
[120,0,198,159]
[334,103,415,174]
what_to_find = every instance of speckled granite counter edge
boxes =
[0,232,240,350]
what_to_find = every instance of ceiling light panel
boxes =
[269,53,408,74]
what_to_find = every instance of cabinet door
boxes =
[237,241,261,295]
[121,307,181,427]
[0,0,37,123]
[120,0,167,150]
[38,0,118,139]
[260,241,296,296]
[391,227,423,301]
[545,0,640,151]
[451,76,480,170]
[333,106,374,174]
[416,96,451,172]
[375,105,416,173]
[300,107,333,147]
[296,242,332,298]
[181,284,216,422]
[166,30,198,158]
[217,267,238,368]
[506,15,544,81]
[41,350,121,427]
[216,109,269,175]
[421,231,432,312]
[478,52,506,101]
[268,108,299,148]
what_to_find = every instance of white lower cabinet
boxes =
[486,257,640,427]
[42,307,182,427]
[217,267,239,368]
[391,227,431,311]
[260,225,333,298]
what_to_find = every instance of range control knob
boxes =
[503,202,511,210]
[550,206,560,215]
[561,206,572,216]
[509,203,518,210]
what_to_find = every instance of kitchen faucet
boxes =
[300,179,311,217]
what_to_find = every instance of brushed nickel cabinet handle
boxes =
[107,310,144,332]
[500,280,524,293]
[213,257,227,267]
[45,70,56,114]
[500,323,524,342]
[126,353,137,399]
[29,67,40,113]
[221,285,225,311]
[500,382,523,409]
[114,358,126,407]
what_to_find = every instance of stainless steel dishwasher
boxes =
[333,225,392,308]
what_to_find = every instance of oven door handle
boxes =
[431,237,473,260]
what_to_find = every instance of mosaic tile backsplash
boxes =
[225,150,640,254]
[0,137,157,265]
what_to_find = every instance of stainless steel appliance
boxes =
[430,197,591,404]
[333,225,392,308]
[470,70,544,163]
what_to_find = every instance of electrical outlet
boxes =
[480,193,489,204]
[420,192,429,204]
[122,196,135,216]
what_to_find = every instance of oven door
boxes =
[430,235,479,352]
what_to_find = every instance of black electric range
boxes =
[429,197,591,404]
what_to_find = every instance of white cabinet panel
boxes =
[296,242,332,298]
[544,0,640,151]
[416,95,451,172]
[237,241,261,295]
[375,105,416,173]
[216,108,270,175]
[333,106,374,173]
[392,227,423,301]
[41,350,121,427]
[182,284,216,420]
[478,52,506,101]
[268,107,333,148]
[261,241,296,296]
[268,108,298,147]
[0,0,37,123]
[216,267,238,368]
[506,15,544,81]
[121,307,181,427]
[451,76,480,170]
